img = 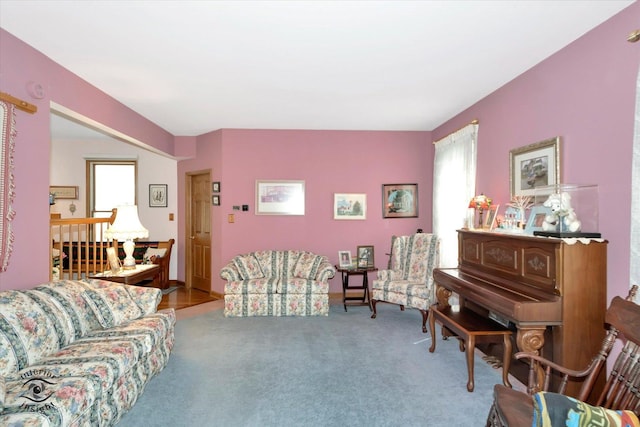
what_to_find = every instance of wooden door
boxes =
[186,171,211,292]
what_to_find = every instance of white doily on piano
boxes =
[561,238,605,245]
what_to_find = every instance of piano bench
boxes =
[428,304,513,392]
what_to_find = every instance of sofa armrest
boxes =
[220,263,242,282]
[315,259,336,282]
[123,285,162,316]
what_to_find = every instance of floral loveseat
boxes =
[221,250,336,317]
[0,279,175,426]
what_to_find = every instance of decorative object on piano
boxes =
[532,184,601,238]
[509,136,561,198]
[541,192,581,232]
[525,205,553,234]
[357,245,374,268]
[484,204,500,230]
[382,184,418,218]
[104,205,149,269]
[507,195,533,230]
[468,193,492,229]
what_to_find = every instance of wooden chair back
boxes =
[524,284,639,412]
[151,238,174,289]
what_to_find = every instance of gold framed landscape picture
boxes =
[382,184,418,218]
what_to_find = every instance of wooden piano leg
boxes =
[501,334,513,389]
[516,327,546,392]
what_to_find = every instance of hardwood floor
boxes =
[158,285,218,311]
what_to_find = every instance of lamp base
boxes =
[122,240,137,270]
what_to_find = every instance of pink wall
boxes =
[432,2,640,302]
[178,129,432,294]
[1,2,638,299]
[0,29,175,290]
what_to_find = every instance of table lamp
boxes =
[104,205,149,269]
[468,194,492,229]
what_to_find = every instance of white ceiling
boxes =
[0,1,634,138]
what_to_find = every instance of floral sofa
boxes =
[221,250,336,317]
[0,279,175,426]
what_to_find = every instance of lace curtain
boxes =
[0,100,16,272]
[631,67,640,296]
[432,123,478,268]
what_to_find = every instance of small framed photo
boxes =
[212,195,220,206]
[212,182,221,193]
[357,245,375,268]
[106,246,121,274]
[149,184,168,207]
[525,205,552,234]
[334,193,366,220]
[338,251,352,268]
[510,137,561,198]
[484,204,500,230]
[382,184,418,218]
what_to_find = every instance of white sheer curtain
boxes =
[432,123,478,268]
[630,67,640,299]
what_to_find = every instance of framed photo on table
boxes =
[484,205,500,230]
[525,205,553,234]
[510,137,561,198]
[356,245,375,268]
[338,251,352,268]
[106,247,121,274]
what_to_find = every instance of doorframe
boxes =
[185,169,211,290]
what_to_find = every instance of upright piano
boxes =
[433,229,607,399]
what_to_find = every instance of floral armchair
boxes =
[371,233,440,332]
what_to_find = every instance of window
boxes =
[432,124,478,268]
[87,160,137,218]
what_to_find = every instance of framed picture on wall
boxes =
[149,184,168,207]
[382,184,418,218]
[334,193,366,220]
[510,137,561,198]
[255,180,305,215]
[50,185,79,200]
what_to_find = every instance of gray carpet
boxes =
[118,304,505,426]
